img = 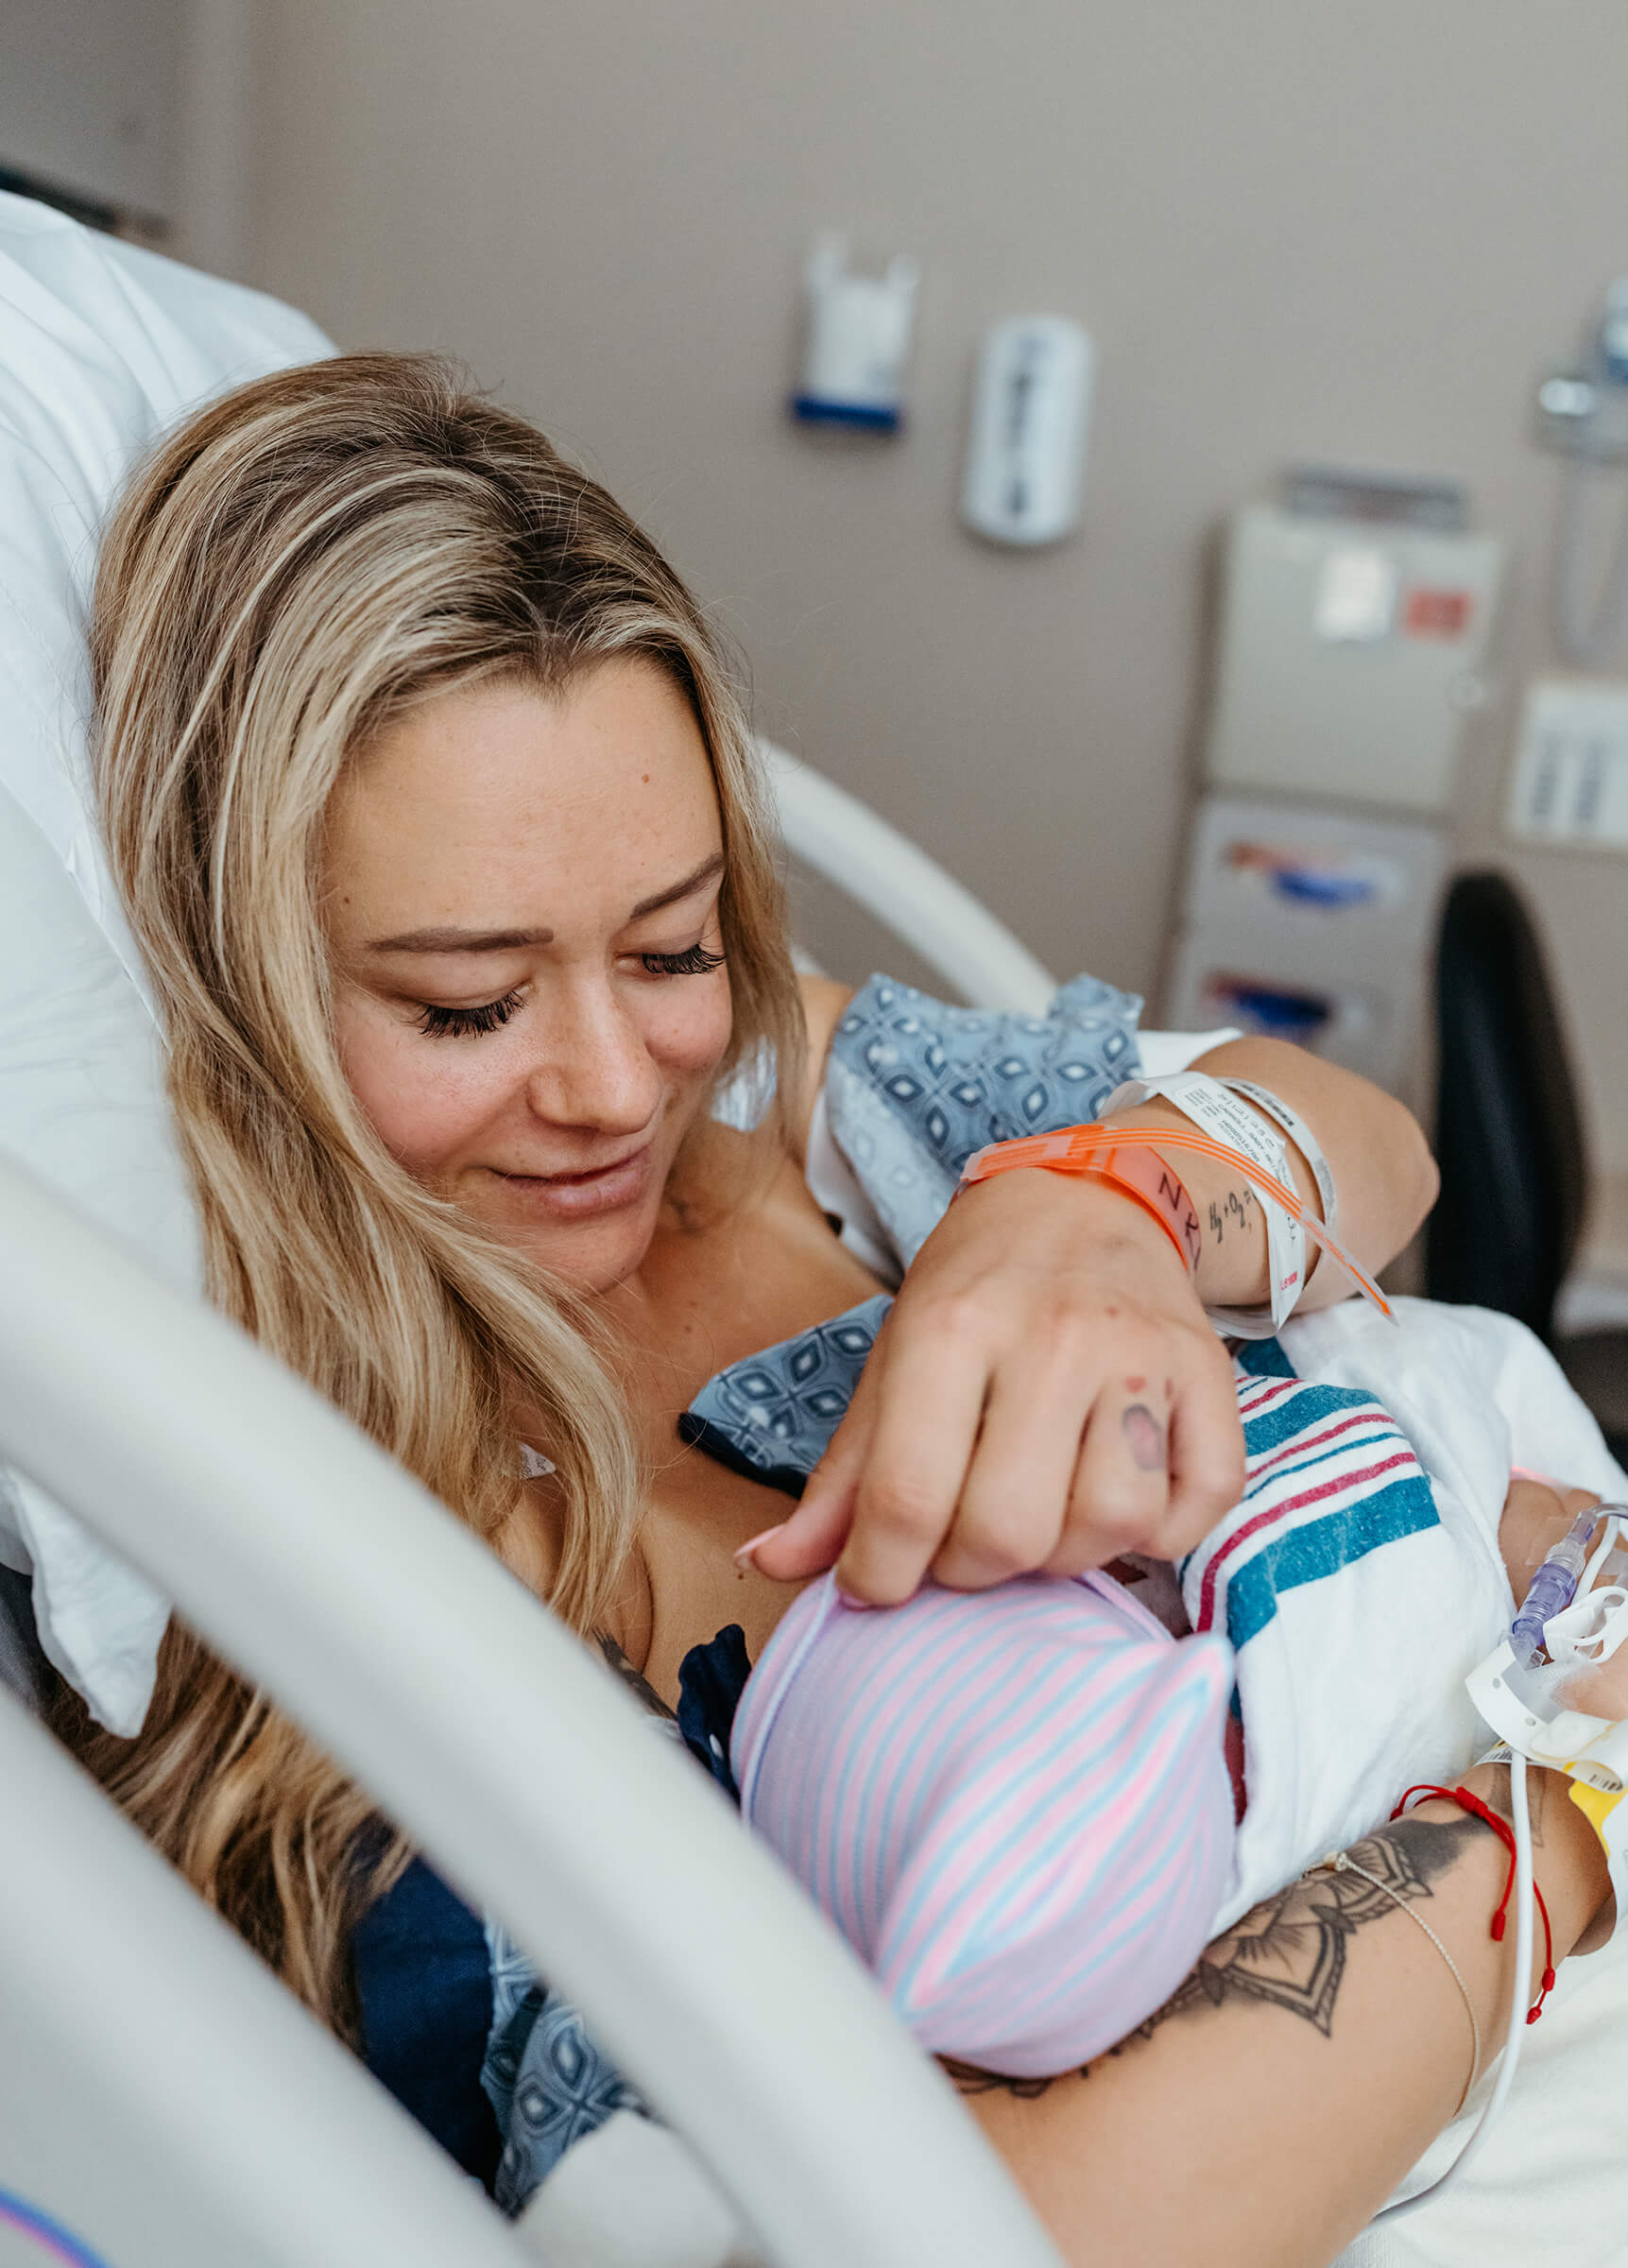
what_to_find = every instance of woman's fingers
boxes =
[829,1310,994,1605]
[935,1324,1245,1583]
[743,1367,881,1582]
[1157,1342,1248,1559]
[1060,1366,1176,1566]
[745,1173,1252,1601]
[931,1331,1117,1587]
[749,1309,1245,1596]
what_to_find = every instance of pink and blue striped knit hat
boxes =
[732,1569,1236,2077]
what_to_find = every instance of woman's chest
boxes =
[625,1159,887,1703]
[631,1153,886,1417]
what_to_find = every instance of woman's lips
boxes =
[489,1145,654,1220]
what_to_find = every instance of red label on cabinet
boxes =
[1403,588,1472,638]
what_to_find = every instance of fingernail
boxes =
[733,1524,786,1567]
[833,1584,877,1610]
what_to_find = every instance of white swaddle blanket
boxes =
[1196,1296,1627,1931]
[1215,1295,1627,2264]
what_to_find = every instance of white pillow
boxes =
[0,192,334,1732]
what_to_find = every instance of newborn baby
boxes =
[731,1297,1628,2077]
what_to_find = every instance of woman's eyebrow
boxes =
[366,851,726,954]
[628,849,725,919]
[367,922,553,954]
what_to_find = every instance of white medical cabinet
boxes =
[1166,478,1505,1097]
[1164,796,1448,1091]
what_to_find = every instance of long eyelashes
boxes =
[416,947,724,1040]
[417,990,523,1040]
[641,943,726,978]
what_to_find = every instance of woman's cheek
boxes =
[335,1008,487,1179]
[695,972,737,1074]
[649,973,735,1083]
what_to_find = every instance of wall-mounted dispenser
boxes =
[961,316,1093,545]
[792,233,919,433]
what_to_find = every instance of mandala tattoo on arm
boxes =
[1138,1813,1488,2039]
[945,1809,1497,2098]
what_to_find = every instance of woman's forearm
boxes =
[966,1764,1607,2268]
[1105,1037,1438,1314]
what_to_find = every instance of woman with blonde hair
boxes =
[66,352,1610,2262]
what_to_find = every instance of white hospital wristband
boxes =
[1215,1076,1338,1242]
[1103,1072,1328,1337]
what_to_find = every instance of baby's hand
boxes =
[1498,1476,1603,1603]
[1499,1476,1628,1719]
[1560,1643,1628,1722]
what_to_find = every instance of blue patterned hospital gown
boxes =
[351,971,1146,2213]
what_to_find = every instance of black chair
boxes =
[1427,868,1628,1463]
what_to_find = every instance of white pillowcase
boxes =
[0,191,334,1732]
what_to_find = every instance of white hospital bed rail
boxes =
[0,1683,535,2268]
[0,1153,1062,2268]
[763,740,1058,1013]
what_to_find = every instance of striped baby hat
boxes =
[732,1568,1234,2077]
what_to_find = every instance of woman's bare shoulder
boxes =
[798,971,853,1061]
[792,972,854,1160]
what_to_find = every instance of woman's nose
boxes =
[523,983,663,1136]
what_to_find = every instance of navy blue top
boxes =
[351,1625,754,2187]
[352,1852,504,2184]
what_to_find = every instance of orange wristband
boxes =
[959,1131,1202,1277]
[959,1120,1393,1320]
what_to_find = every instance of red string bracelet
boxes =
[1393,1782,1556,2021]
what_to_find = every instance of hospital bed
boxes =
[10,193,1628,2268]
[0,190,1065,2268]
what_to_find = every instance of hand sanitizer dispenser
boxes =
[793,234,919,433]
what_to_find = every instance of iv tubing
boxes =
[1579,1511,1624,1599]
[1375,1753,1533,2225]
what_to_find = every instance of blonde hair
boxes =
[60,353,803,2026]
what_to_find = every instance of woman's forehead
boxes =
[325,660,723,940]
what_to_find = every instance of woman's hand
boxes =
[754,1016,1436,1606]
[748,1166,1246,1604]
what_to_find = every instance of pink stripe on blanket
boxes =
[1193,1451,1418,1634]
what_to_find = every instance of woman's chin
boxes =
[482,1185,660,1295]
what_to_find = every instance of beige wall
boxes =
[233,2,1628,1163]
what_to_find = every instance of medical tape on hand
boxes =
[1105,1074,1307,1335]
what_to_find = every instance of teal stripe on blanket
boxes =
[1241,1381,1377,1458]
[1237,1336,1295,1380]
[1220,1474,1441,1652]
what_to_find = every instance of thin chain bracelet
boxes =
[1314,1849,1482,2113]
